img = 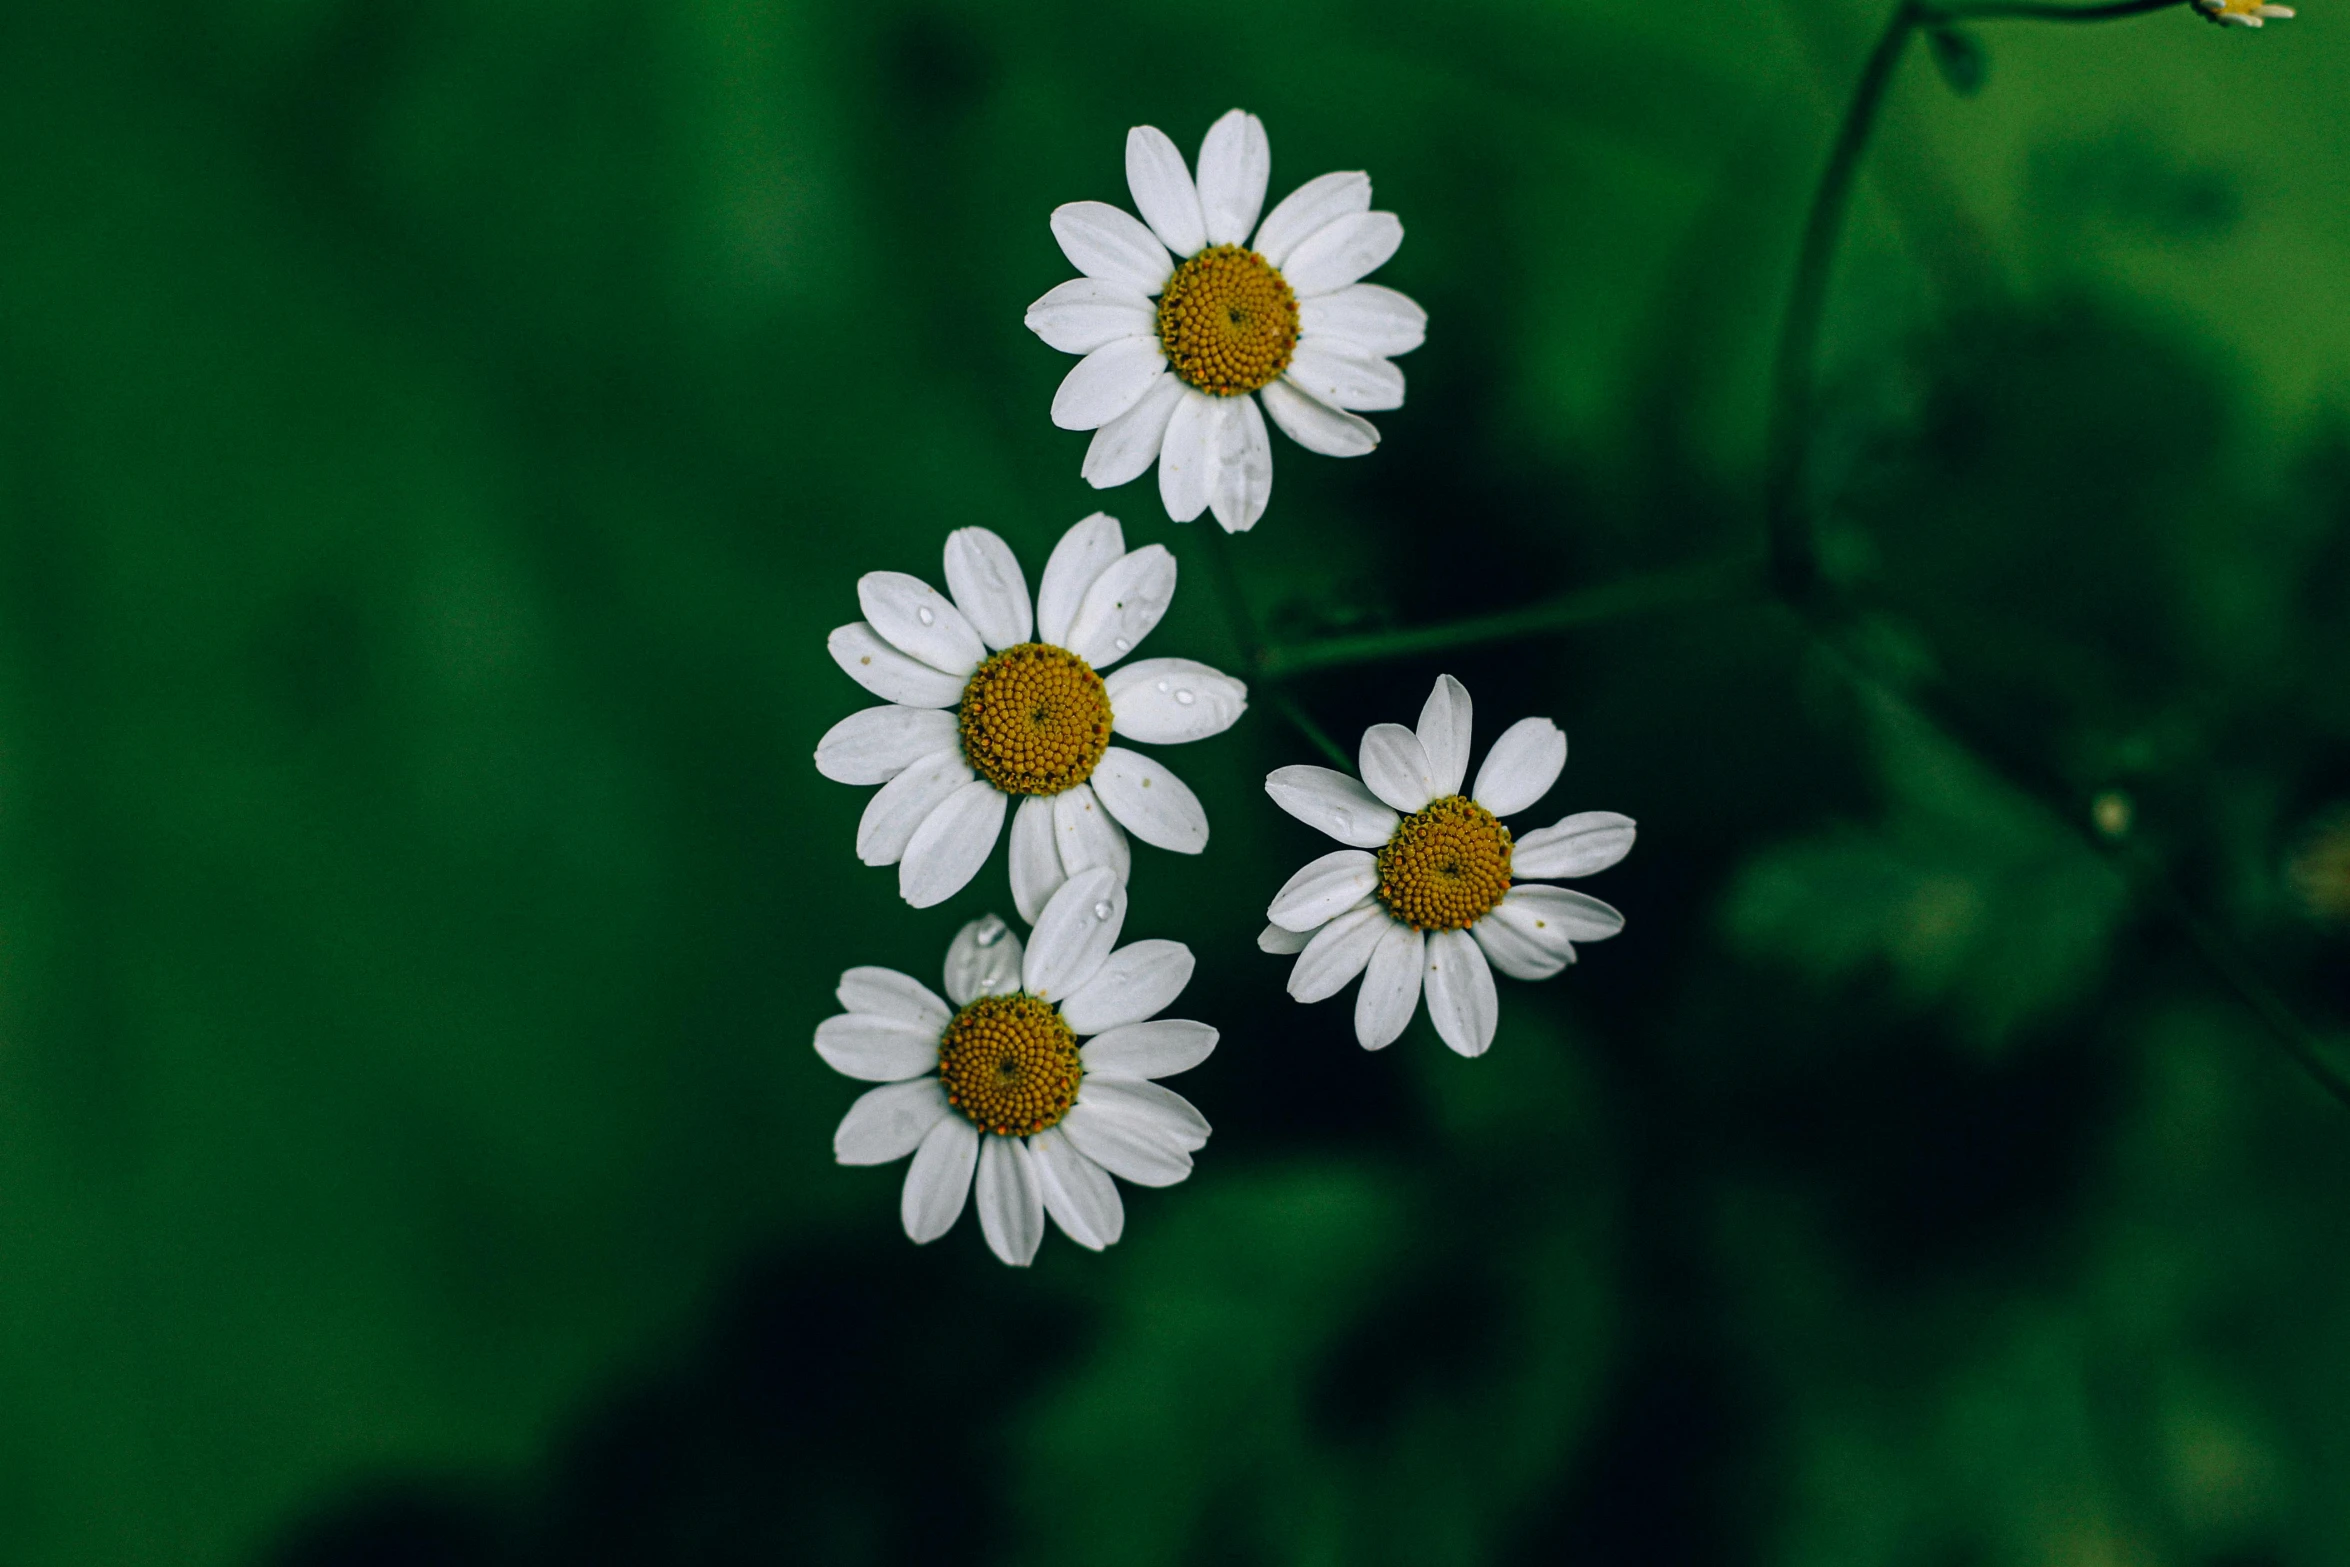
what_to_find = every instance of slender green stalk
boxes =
[1256,553,1759,678]
[1194,524,1265,667]
[1268,690,1355,772]
[1764,0,1919,602]
[1760,0,2343,1109]
[1929,0,2182,20]
[1194,525,1355,766]
[1763,0,2188,599]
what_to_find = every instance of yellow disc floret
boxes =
[937,994,1083,1137]
[958,642,1114,796]
[1376,795,1515,932]
[1156,244,1300,397]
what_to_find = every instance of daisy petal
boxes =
[828,622,965,708]
[943,915,1024,1007]
[814,1014,940,1082]
[1030,1128,1124,1250]
[1082,1018,1217,1080]
[1264,764,1397,848]
[834,1076,949,1165]
[1252,170,1371,268]
[1280,210,1404,298]
[1207,393,1274,534]
[856,751,973,867]
[1300,283,1427,357]
[1060,1099,1192,1187]
[1472,717,1567,816]
[901,1116,979,1242]
[1416,675,1474,798]
[942,527,1033,651]
[1259,922,1312,954]
[1469,903,1570,982]
[1036,512,1125,648]
[976,1135,1046,1267]
[1008,796,1063,925]
[1359,722,1439,813]
[1061,939,1195,1035]
[1423,928,1498,1058]
[859,571,985,677]
[1084,1078,1210,1151]
[836,966,950,1030]
[1504,883,1625,943]
[898,779,1008,909]
[1092,747,1209,853]
[1025,276,1157,355]
[1157,387,1219,523]
[1268,849,1379,932]
[1052,782,1131,884]
[1288,900,1388,1003]
[1286,339,1404,412]
[814,704,959,786]
[1049,200,1174,294]
[1052,337,1168,431]
[1259,378,1379,457]
[1024,866,1125,1000]
[1512,811,1637,880]
[1106,658,1248,744]
[1063,545,1178,669]
[1083,371,1184,490]
[1354,922,1425,1049]
[1126,124,1207,256]
[1195,108,1270,247]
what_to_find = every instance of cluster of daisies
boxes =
[812,111,1630,1267]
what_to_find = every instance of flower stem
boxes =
[1763,0,2187,599]
[1268,689,1355,772]
[1764,0,1920,602]
[1194,524,1355,766]
[1255,553,1760,678]
[1760,0,2348,1110]
[1927,0,2183,20]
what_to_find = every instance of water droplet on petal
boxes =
[1155,679,1171,694]
[1174,689,1195,706]
[1332,808,1353,830]
[917,606,936,626]
[1092,900,1114,921]
[1113,636,1131,652]
[974,916,1007,947]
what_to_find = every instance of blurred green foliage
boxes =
[0,1,2347,1564]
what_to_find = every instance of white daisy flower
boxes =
[1258,675,1633,1057]
[818,869,1217,1266]
[1026,108,1425,534]
[2195,0,2294,25]
[817,512,1247,913]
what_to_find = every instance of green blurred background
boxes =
[3,0,2349,1562]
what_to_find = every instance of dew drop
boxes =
[1155,679,1172,694]
[1332,808,1353,830]
[1174,689,1196,706]
[1092,900,1114,921]
[1113,636,1132,652]
[974,916,1007,948]
[917,606,936,626]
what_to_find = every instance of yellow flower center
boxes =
[1376,795,1515,932]
[1155,244,1300,397]
[958,642,1113,797]
[937,994,1083,1137]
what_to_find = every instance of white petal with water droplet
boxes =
[1106,658,1247,744]
[1023,866,1125,1000]
[944,915,1024,1006]
[942,527,1033,651]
